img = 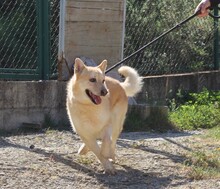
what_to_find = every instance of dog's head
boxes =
[72,58,108,105]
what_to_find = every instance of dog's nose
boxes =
[101,89,108,96]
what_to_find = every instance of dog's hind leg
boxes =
[111,111,127,162]
[78,143,90,155]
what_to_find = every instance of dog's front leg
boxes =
[81,137,115,174]
[100,131,114,161]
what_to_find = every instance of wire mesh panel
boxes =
[0,0,218,80]
[0,0,60,80]
[124,0,217,76]
[0,0,38,79]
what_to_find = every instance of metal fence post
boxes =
[214,7,220,70]
[37,0,51,80]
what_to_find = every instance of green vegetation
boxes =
[204,126,220,140]
[125,0,214,75]
[125,89,220,132]
[183,127,220,180]
[184,150,220,180]
[169,89,220,130]
[77,156,94,166]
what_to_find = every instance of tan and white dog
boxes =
[66,58,143,174]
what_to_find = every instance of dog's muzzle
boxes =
[100,88,108,96]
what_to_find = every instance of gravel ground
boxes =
[0,130,219,189]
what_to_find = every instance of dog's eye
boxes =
[102,79,105,83]
[89,78,96,83]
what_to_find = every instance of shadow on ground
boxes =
[0,132,193,189]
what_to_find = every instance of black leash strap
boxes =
[105,7,218,74]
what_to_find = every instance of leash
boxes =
[105,7,219,74]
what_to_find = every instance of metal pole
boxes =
[42,0,50,79]
[214,7,219,70]
[36,0,43,79]
[36,0,50,80]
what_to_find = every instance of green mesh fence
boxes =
[0,0,59,80]
[124,0,218,76]
[0,0,38,78]
[0,0,219,80]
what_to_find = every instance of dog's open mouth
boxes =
[85,89,102,105]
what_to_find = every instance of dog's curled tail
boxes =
[118,66,143,97]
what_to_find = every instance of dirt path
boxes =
[0,130,219,189]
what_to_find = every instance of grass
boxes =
[77,156,94,165]
[204,126,220,140]
[184,150,220,180]
[183,127,220,180]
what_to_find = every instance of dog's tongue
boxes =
[91,93,102,105]
[95,97,101,105]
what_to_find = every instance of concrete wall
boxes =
[0,81,67,131]
[0,70,219,131]
[137,70,220,105]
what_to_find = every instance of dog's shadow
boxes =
[37,148,178,189]
[0,136,189,189]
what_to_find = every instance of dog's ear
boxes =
[74,58,85,74]
[98,60,107,73]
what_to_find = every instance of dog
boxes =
[66,58,143,174]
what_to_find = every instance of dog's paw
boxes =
[109,153,116,163]
[109,158,115,163]
[103,161,116,175]
[104,167,116,175]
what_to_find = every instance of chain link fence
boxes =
[124,0,218,76]
[0,0,219,80]
[0,0,60,80]
[0,0,38,76]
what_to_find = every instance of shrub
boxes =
[169,89,220,130]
